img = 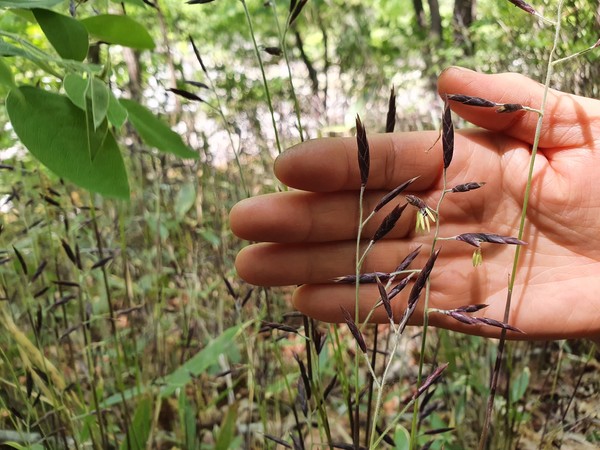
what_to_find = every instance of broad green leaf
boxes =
[120,99,197,159]
[63,73,89,110]
[393,425,410,450]
[215,404,238,450]
[99,324,243,408]
[90,77,109,130]
[80,15,155,50]
[6,86,130,199]
[0,58,15,87]
[175,183,196,220]
[0,0,62,7]
[120,396,152,450]
[33,8,89,61]
[107,92,128,128]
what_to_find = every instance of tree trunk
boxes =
[412,0,426,29]
[427,0,442,38]
[453,0,476,52]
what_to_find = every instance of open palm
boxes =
[230,67,600,341]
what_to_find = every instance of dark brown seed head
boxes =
[413,363,448,400]
[371,203,407,242]
[442,101,454,169]
[447,94,496,107]
[407,249,441,309]
[264,46,283,56]
[356,115,370,186]
[455,233,527,248]
[454,304,488,313]
[375,275,393,320]
[184,80,210,89]
[405,194,426,210]
[450,182,486,193]
[496,103,524,113]
[374,176,419,212]
[340,307,367,353]
[394,245,422,273]
[507,0,537,15]
[386,274,413,300]
[168,88,204,102]
[289,0,308,25]
[386,86,396,133]
[189,36,208,74]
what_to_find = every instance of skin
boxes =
[230,66,600,343]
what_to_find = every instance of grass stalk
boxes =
[478,2,564,447]
[240,0,283,155]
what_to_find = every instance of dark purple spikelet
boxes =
[413,363,448,400]
[375,275,393,320]
[394,245,423,273]
[333,272,392,284]
[13,246,27,275]
[496,103,525,113]
[386,86,397,133]
[454,304,488,313]
[356,115,370,186]
[448,311,479,325]
[405,194,427,212]
[184,80,210,89]
[340,307,367,353]
[477,317,523,333]
[264,46,283,56]
[455,233,527,248]
[447,94,496,107]
[386,274,413,300]
[450,182,486,193]
[168,88,204,102]
[289,0,308,25]
[374,176,419,212]
[372,203,407,242]
[189,36,208,74]
[442,100,454,169]
[507,0,537,15]
[407,249,440,309]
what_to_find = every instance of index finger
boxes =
[275,131,442,192]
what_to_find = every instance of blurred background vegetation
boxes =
[0,0,599,448]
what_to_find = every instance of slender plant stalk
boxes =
[240,0,283,155]
[478,2,564,448]
[269,1,305,142]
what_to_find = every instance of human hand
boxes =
[230,67,600,341]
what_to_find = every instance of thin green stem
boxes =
[478,2,564,448]
[270,1,305,141]
[240,0,283,155]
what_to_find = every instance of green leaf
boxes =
[63,73,89,110]
[175,183,196,221]
[90,77,109,130]
[393,425,410,450]
[6,86,130,199]
[178,390,197,450]
[99,324,243,408]
[511,367,530,402]
[32,8,89,61]
[107,91,128,128]
[0,0,62,7]
[80,15,155,50]
[120,396,152,450]
[120,99,197,159]
[0,58,15,87]
[215,404,238,450]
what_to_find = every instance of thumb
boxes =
[437,66,599,148]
